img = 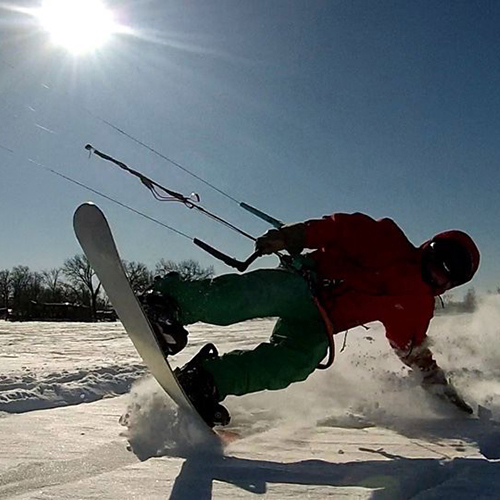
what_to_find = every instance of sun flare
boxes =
[36,0,118,55]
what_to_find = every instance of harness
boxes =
[279,254,336,370]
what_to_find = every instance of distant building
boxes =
[7,301,117,322]
[28,301,93,321]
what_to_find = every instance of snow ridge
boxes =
[0,364,146,413]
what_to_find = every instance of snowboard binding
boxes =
[175,343,231,428]
[139,289,188,356]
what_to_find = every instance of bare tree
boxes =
[10,266,33,314]
[463,287,477,313]
[63,254,101,320]
[122,261,152,295]
[7,266,44,318]
[0,269,11,310]
[41,268,64,302]
[154,259,214,281]
[31,271,44,301]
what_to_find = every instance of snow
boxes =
[2,297,500,498]
[0,321,146,412]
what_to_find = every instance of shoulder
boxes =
[326,213,407,236]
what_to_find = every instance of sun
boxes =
[36,0,118,55]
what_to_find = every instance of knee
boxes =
[286,344,327,383]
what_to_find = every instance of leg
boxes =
[202,317,329,399]
[152,268,320,326]
[152,268,328,424]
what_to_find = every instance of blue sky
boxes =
[1,0,499,295]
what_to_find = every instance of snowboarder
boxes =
[140,212,480,427]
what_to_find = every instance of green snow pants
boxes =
[153,268,329,400]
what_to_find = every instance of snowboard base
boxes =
[73,202,219,438]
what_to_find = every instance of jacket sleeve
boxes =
[393,340,446,382]
[385,314,448,386]
[303,212,412,265]
[390,323,473,413]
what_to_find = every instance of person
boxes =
[140,212,480,427]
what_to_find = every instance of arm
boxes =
[385,304,473,415]
[255,212,413,268]
[395,341,473,414]
[255,212,385,255]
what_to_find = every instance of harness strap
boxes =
[313,297,336,370]
[279,254,336,370]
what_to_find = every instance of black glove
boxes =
[255,228,287,255]
[255,223,306,256]
[423,375,473,415]
[441,385,473,414]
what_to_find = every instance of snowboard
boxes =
[73,202,214,435]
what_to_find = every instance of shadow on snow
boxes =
[166,417,500,499]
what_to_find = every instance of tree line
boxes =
[435,287,480,315]
[0,255,214,322]
[0,254,488,322]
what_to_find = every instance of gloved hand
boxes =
[255,229,287,255]
[255,223,306,256]
[440,384,474,414]
[422,371,473,415]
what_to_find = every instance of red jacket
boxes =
[304,212,435,354]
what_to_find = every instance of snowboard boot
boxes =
[174,343,231,428]
[139,288,188,356]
